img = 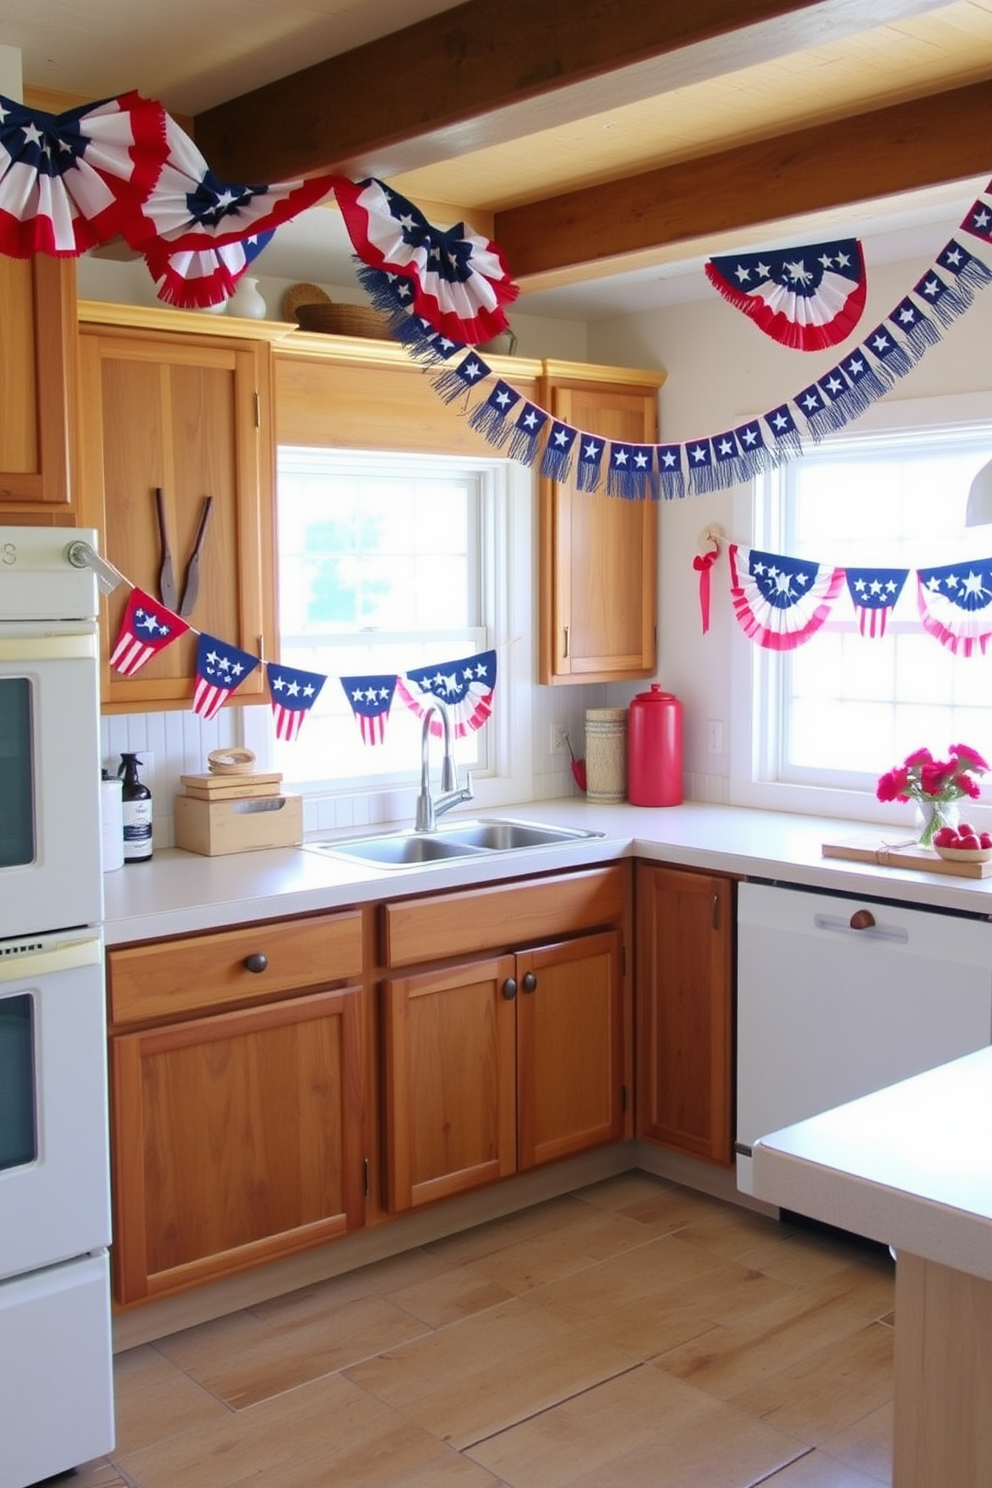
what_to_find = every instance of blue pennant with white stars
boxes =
[340,674,397,746]
[396,651,497,739]
[844,569,909,638]
[193,634,260,721]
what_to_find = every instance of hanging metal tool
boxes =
[154,487,178,610]
[178,496,214,618]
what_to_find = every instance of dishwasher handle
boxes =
[813,910,909,944]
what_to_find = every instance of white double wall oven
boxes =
[0,527,115,1488]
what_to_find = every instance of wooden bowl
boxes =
[933,842,992,863]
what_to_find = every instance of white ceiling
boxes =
[5,1,992,319]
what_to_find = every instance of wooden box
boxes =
[174,793,303,855]
[179,771,283,801]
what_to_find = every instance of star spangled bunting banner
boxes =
[844,568,909,638]
[265,663,326,742]
[333,177,519,346]
[395,650,497,738]
[728,545,845,650]
[0,90,167,257]
[150,229,274,310]
[704,239,867,351]
[341,674,397,746]
[917,560,992,657]
[192,633,260,721]
[132,112,339,307]
[110,587,190,675]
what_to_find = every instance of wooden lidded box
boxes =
[174,793,303,855]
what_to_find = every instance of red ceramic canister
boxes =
[627,684,683,806]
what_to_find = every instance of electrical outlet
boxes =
[707,720,724,756]
[551,724,570,755]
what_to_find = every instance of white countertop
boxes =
[752,1046,992,1282]
[101,797,992,945]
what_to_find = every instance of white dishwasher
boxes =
[736,880,992,1198]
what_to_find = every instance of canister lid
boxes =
[632,683,677,703]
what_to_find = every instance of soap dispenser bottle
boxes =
[119,752,153,862]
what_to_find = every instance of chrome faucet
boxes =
[415,698,474,831]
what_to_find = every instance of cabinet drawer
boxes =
[383,866,624,968]
[108,910,363,1026]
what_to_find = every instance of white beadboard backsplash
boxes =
[101,686,610,849]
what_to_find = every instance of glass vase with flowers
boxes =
[876,744,989,848]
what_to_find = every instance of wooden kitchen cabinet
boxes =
[0,255,77,518]
[635,862,735,1166]
[107,908,367,1305]
[381,868,627,1212]
[76,304,279,713]
[539,363,665,684]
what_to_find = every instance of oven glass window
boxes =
[0,994,36,1171]
[0,677,34,869]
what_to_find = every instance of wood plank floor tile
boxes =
[463,1204,674,1295]
[385,1262,516,1328]
[467,1360,806,1488]
[344,1295,638,1450]
[421,1193,624,1265]
[758,1446,891,1486]
[821,1400,893,1484]
[737,1229,894,1293]
[655,1263,895,1402]
[247,1244,454,1323]
[112,1370,459,1488]
[109,1341,232,1455]
[524,1232,802,1360]
[154,1293,433,1409]
[728,1320,894,1446]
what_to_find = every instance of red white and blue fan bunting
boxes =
[341,674,397,745]
[150,229,274,311]
[395,650,497,738]
[704,239,867,351]
[132,112,338,306]
[265,662,326,741]
[110,587,189,675]
[333,177,518,345]
[0,90,166,257]
[729,545,844,650]
[192,634,260,721]
[844,568,909,638]
[917,560,992,657]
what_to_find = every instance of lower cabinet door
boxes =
[516,930,624,1170]
[382,955,517,1213]
[110,987,365,1303]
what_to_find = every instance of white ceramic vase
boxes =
[227,276,267,319]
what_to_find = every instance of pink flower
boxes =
[961,774,981,798]
[904,747,933,769]
[876,768,910,802]
[951,743,990,772]
[921,760,955,795]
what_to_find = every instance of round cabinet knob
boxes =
[849,909,876,931]
[521,972,537,994]
[244,952,269,974]
[502,977,518,1000]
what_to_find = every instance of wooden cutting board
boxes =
[822,833,992,878]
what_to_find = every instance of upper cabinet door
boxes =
[0,256,77,516]
[539,368,664,684]
[77,322,275,713]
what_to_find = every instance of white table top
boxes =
[753,1046,992,1281]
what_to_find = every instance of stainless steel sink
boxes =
[438,819,601,851]
[302,817,604,867]
[310,833,488,866]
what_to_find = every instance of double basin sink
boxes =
[303,817,605,867]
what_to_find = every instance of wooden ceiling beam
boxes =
[193,0,948,184]
[494,81,992,283]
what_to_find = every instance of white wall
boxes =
[587,251,992,801]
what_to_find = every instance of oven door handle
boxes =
[0,936,102,983]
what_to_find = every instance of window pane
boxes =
[761,418,992,792]
[273,449,487,790]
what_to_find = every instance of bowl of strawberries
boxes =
[932,822,992,862]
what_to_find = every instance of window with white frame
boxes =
[242,448,533,808]
[731,393,992,822]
